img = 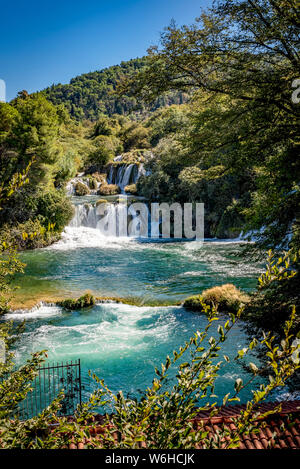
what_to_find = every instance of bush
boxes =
[244,251,300,336]
[98,184,120,195]
[0,219,60,251]
[184,284,249,313]
[124,184,138,194]
[90,172,107,184]
[87,176,98,190]
[35,191,74,232]
[182,295,204,311]
[58,293,96,310]
[75,182,90,196]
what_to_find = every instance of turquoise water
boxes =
[14,231,261,304]
[9,302,263,406]
[5,222,271,406]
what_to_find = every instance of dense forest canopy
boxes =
[43,58,189,121]
[122,0,300,253]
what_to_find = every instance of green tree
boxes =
[124,0,300,251]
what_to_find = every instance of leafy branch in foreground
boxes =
[1,298,298,449]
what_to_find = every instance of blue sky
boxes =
[0,0,211,101]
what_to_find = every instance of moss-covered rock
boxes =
[58,293,96,310]
[98,184,120,195]
[87,176,98,190]
[182,295,205,311]
[75,181,90,196]
[183,284,250,313]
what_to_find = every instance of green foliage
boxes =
[87,135,122,167]
[34,191,74,232]
[120,121,150,152]
[146,104,189,146]
[244,250,300,337]
[0,219,59,251]
[0,298,299,448]
[182,294,206,312]
[43,58,187,121]
[0,94,78,250]
[57,293,96,311]
[124,0,300,251]
[98,184,120,196]
[0,244,24,313]
[184,284,250,314]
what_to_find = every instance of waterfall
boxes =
[69,202,131,237]
[107,163,143,192]
[66,176,100,196]
[119,164,135,190]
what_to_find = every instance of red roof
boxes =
[194,400,300,449]
[68,400,300,450]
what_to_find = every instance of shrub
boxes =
[184,284,249,313]
[124,184,138,194]
[35,191,74,232]
[98,184,120,195]
[75,182,90,196]
[202,284,250,312]
[0,219,60,251]
[58,293,96,311]
[87,176,98,190]
[183,295,205,311]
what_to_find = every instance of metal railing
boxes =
[14,359,82,420]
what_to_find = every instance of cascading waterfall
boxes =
[66,176,100,196]
[107,163,143,191]
[69,201,135,238]
[66,162,145,197]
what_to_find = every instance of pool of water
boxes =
[13,230,262,306]
[6,208,277,407]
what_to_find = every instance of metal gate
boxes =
[16,359,82,420]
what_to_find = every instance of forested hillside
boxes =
[43,58,188,120]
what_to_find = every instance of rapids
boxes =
[7,194,289,406]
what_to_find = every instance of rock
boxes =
[75,181,90,196]
[58,293,96,310]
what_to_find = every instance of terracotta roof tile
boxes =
[67,400,300,449]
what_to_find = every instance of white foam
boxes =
[48,226,135,250]
[5,303,62,320]
[13,303,184,362]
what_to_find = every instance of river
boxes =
[6,194,286,406]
